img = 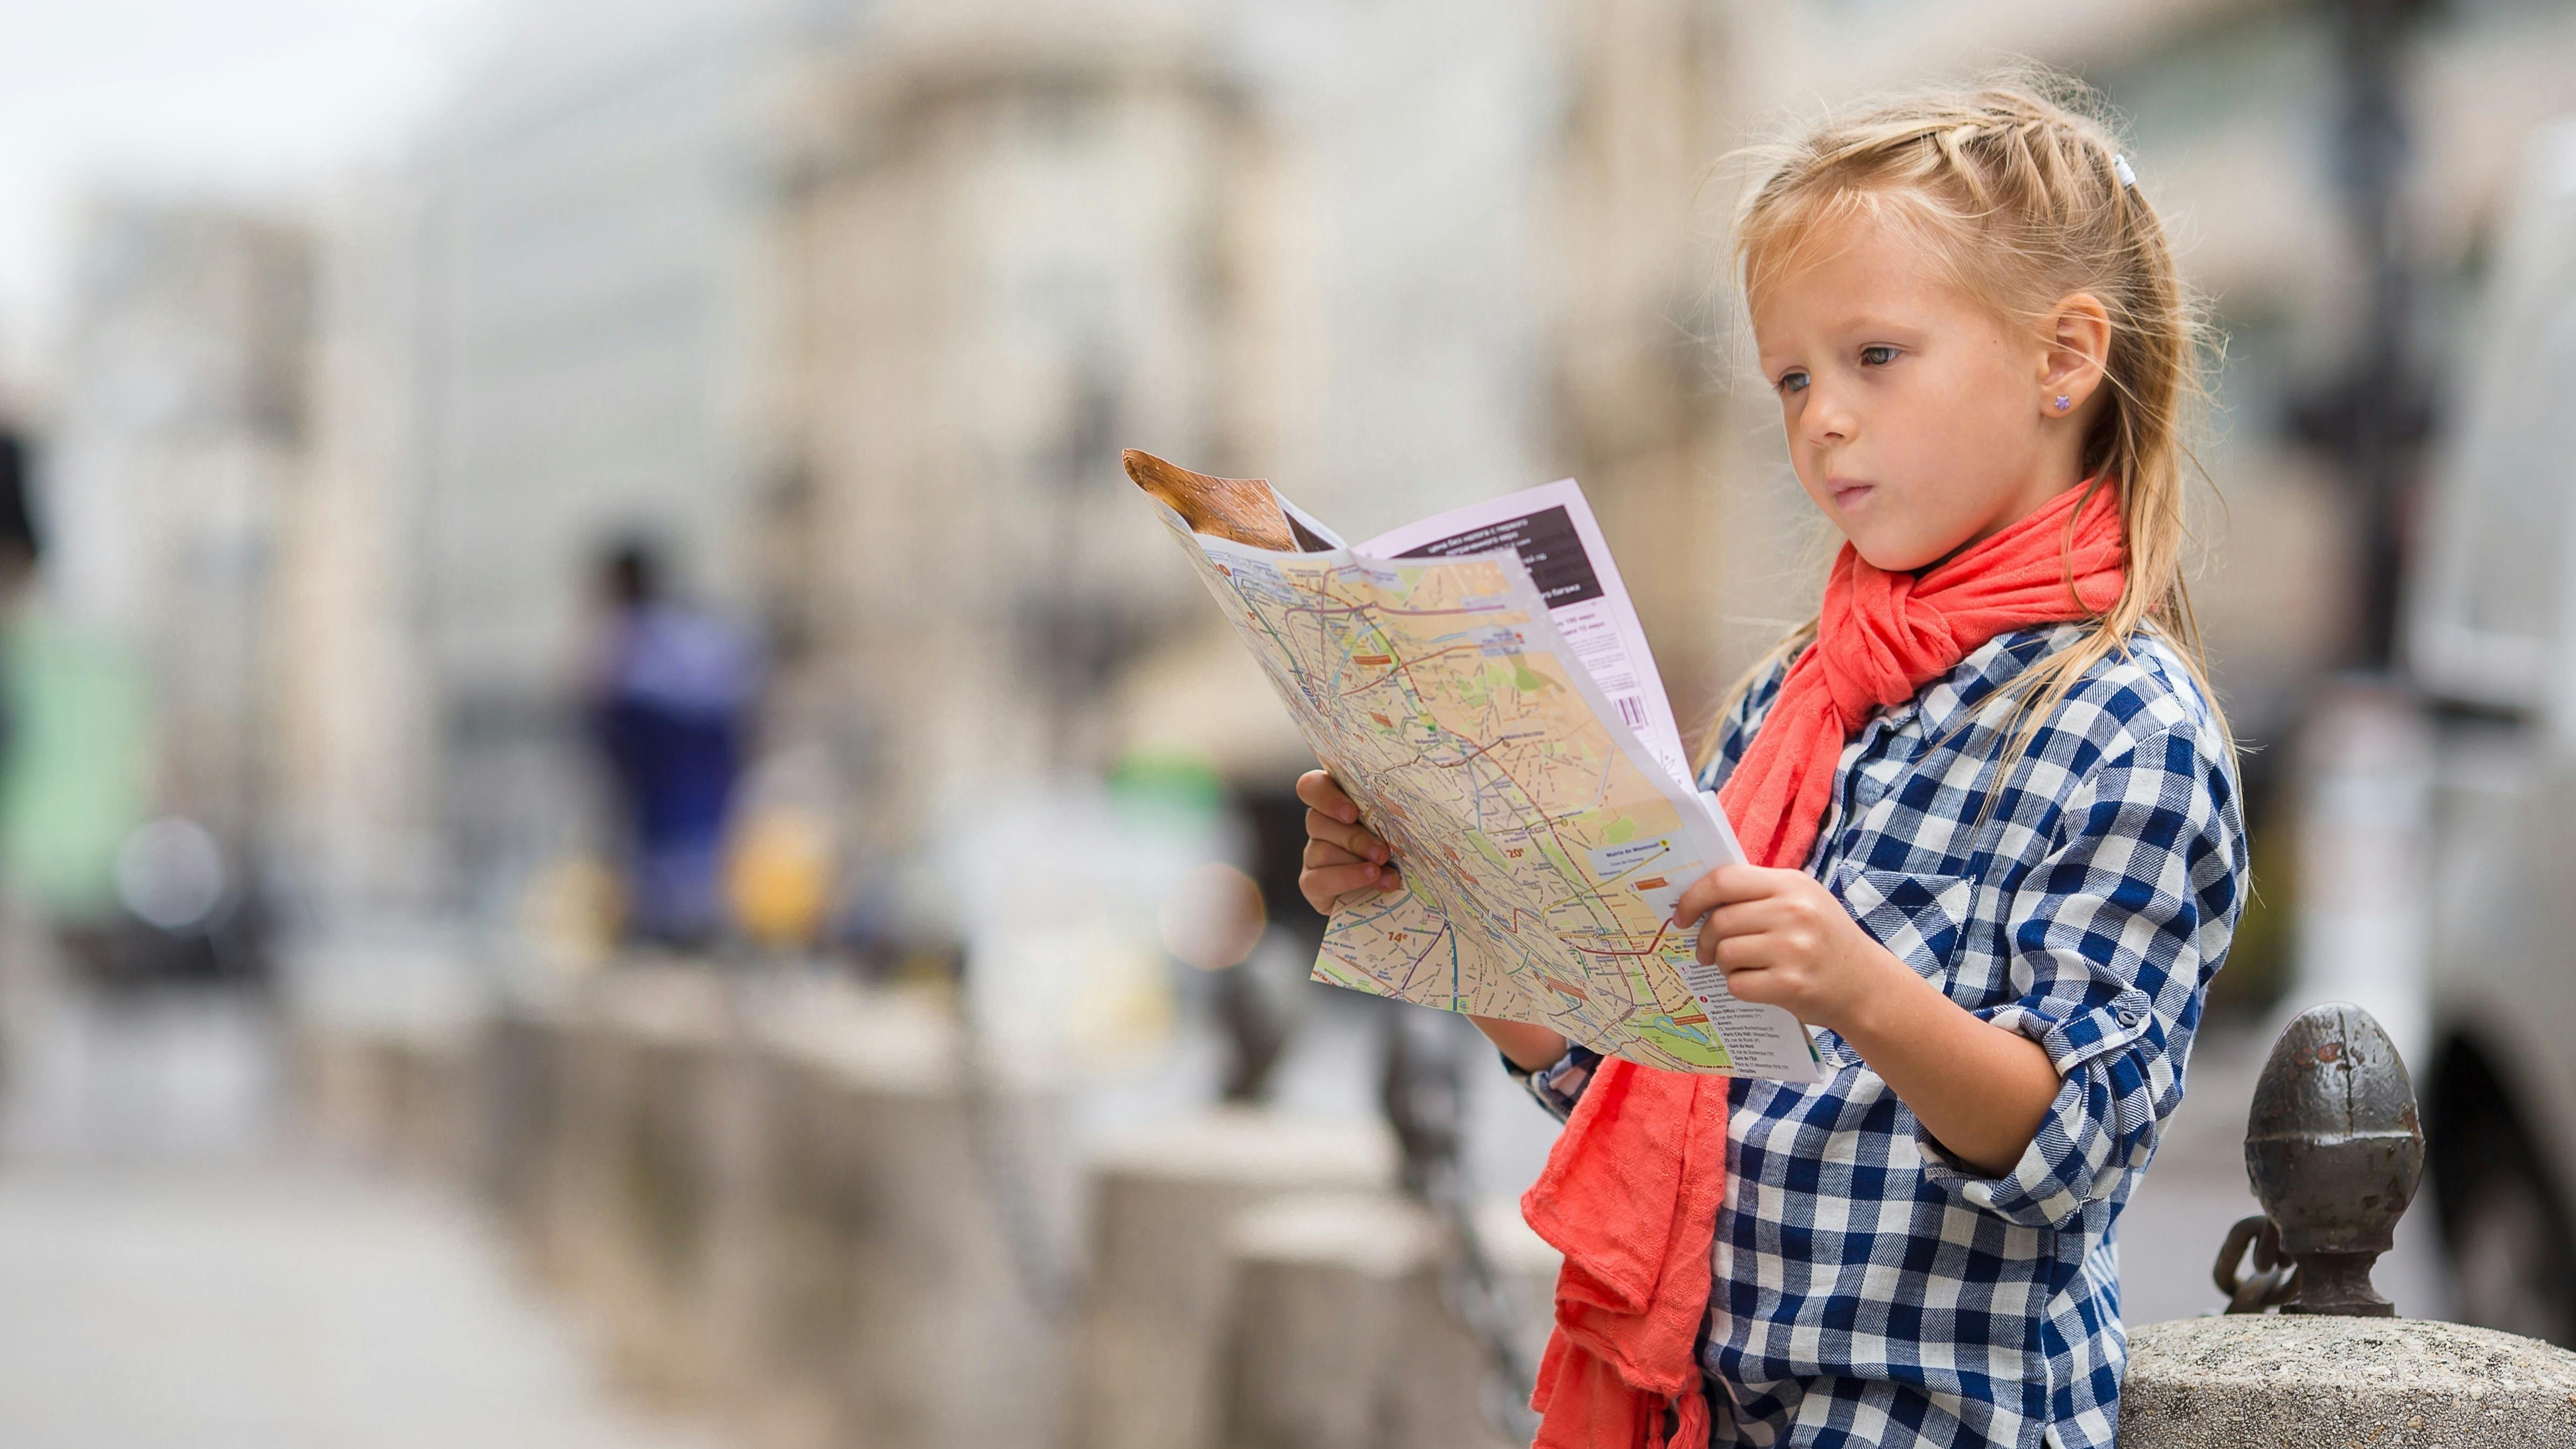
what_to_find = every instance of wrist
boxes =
[1822,937,1932,1046]
[1469,1014,1568,1072]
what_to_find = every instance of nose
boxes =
[1797,379,1855,450]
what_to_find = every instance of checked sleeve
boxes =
[1914,722,2244,1231]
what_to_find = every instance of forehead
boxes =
[1746,203,1984,343]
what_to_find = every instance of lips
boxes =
[1827,476,1874,510]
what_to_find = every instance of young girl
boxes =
[1298,74,2245,1448]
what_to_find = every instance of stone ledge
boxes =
[2122,1315,2576,1448]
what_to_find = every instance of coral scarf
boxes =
[1518,480,2125,1447]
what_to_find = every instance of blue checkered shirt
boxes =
[1508,623,2245,1448]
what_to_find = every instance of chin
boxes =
[1844,531,1949,574]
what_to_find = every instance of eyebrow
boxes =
[1820,313,1920,335]
[1756,311,1921,352]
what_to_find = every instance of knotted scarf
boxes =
[1518,479,2125,1447]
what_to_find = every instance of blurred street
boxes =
[0,976,725,1449]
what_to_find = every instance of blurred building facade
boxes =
[44,201,311,862]
[396,0,871,906]
[266,188,439,916]
[762,0,1278,852]
[762,0,1564,850]
[33,0,2576,937]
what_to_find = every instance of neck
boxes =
[1918,469,2098,576]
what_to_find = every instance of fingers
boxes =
[1699,920,1783,974]
[1672,864,1747,927]
[1299,859,1399,912]
[1707,955,1789,1009]
[1300,837,1402,913]
[1303,839,1364,868]
[1672,862,1774,928]
[1296,772,1409,915]
[1692,899,1783,965]
[1699,923,1786,972]
[1305,807,1389,864]
[1296,769,1360,824]
[1305,838,1401,882]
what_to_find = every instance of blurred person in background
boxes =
[0,427,35,727]
[585,538,762,949]
[0,426,38,878]
[0,425,40,1072]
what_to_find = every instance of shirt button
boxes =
[2117,1009,2143,1028]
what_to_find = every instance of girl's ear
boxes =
[2040,291,2114,411]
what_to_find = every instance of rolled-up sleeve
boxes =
[1504,1043,1602,1122]
[1916,722,2243,1230]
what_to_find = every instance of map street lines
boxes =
[1162,504,1819,1081]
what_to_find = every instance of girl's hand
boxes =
[1294,769,1402,915]
[1671,863,1906,1034]
[1293,771,1569,1071]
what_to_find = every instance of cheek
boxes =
[1873,385,2038,552]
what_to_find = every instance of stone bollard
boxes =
[1213,1192,1559,1449]
[756,979,1071,1449]
[278,932,488,1177]
[2123,1003,2576,1445]
[540,962,739,1405]
[682,995,804,1444]
[1381,1199,1561,1449]
[2121,1314,2576,1447]
[1073,1110,1398,1449]
[474,1004,568,1237]
[562,966,805,1434]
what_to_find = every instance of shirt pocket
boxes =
[1833,866,1975,983]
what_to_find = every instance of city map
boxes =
[1157,493,1820,1081]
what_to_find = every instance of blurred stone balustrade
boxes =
[286,951,1560,1449]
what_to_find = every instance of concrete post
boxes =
[1216,1192,1441,1449]
[2120,1315,2576,1447]
[1214,1192,1559,1449]
[277,931,488,1178]
[1381,1199,1560,1449]
[1072,1110,1397,1449]
[541,963,736,1404]
[756,979,1071,1449]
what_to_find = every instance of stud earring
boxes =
[2053,394,2072,411]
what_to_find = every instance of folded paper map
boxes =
[1127,451,1820,1080]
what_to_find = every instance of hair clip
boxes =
[2112,153,2138,189]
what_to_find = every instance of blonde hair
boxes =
[1701,66,2228,774]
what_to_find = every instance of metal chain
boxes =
[2214,1213,2300,1314]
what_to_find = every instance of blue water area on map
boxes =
[1648,1015,1715,1046]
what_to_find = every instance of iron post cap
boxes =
[2244,1003,2424,1262]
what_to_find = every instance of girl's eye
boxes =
[1859,344,1898,367]
[1775,370,1808,395]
